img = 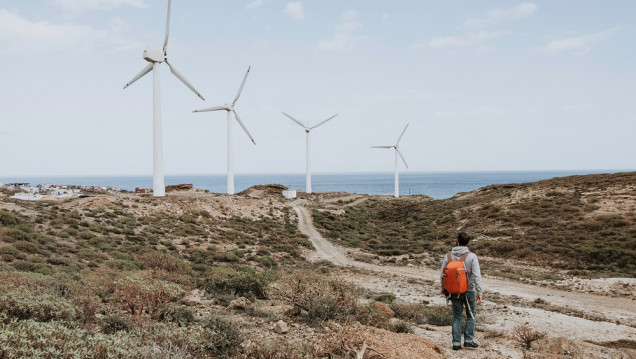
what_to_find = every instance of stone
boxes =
[229,297,252,310]
[183,289,204,306]
[274,320,289,334]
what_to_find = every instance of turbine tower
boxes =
[193,67,255,195]
[123,0,204,197]
[282,112,338,194]
[372,124,409,198]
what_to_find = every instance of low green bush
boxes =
[201,267,272,300]
[269,270,360,322]
[0,290,76,322]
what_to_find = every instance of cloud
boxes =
[464,2,537,29]
[545,28,617,56]
[418,3,533,50]
[245,0,263,10]
[421,30,508,49]
[319,10,365,51]
[284,2,305,21]
[48,0,147,12]
[0,9,135,56]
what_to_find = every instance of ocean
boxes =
[0,170,625,199]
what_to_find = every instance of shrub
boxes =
[200,314,243,356]
[100,313,131,334]
[391,319,413,333]
[375,293,396,303]
[270,270,360,322]
[113,271,185,321]
[12,241,40,254]
[0,320,142,358]
[513,325,546,349]
[158,304,195,327]
[390,303,452,326]
[0,290,76,322]
[11,260,52,275]
[201,267,272,300]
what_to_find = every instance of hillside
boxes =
[311,172,636,278]
[0,174,635,358]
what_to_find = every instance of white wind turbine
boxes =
[123,0,205,197]
[282,112,338,194]
[372,124,409,198]
[192,67,255,195]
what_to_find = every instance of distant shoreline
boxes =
[1,170,632,200]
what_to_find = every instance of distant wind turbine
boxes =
[372,124,409,198]
[123,0,204,197]
[193,67,255,195]
[282,112,338,194]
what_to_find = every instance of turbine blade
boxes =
[193,105,226,113]
[165,60,205,100]
[233,110,256,145]
[282,112,306,128]
[397,149,409,169]
[232,66,251,105]
[310,114,338,130]
[163,0,171,54]
[123,63,154,89]
[396,123,409,145]
[371,146,392,148]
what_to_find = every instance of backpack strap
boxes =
[459,251,471,262]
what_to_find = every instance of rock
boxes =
[183,289,204,306]
[274,320,289,334]
[284,306,302,317]
[371,301,395,318]
[229,297,252,310]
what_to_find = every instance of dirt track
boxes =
[293,204,636,358]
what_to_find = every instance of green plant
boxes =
[270,270,360,322]
[158,304,195,327]
[0,290,76,322]
[201,267,272,300]
[100,313,131,334]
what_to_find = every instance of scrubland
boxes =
[0,173,634,358]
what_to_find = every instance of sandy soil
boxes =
[292,202,636,358]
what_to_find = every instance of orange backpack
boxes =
[442,252,470,294]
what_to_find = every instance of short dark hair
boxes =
[457,232,471,246]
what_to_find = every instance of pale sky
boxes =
[1,0,634,176]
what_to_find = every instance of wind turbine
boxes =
[372,124,409,198]
[192,67,255,195]
[282,112,338,194]
[123,0,205,197]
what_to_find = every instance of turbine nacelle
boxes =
[143,49,166,63]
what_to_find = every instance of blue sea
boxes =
[0,170,627,199]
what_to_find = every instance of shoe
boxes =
[452,345,461,351]
[464,342,479,348]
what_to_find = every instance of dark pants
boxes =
[451,290,477,346]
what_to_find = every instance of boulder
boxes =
[229,297,252,310]
[274,320,289,334]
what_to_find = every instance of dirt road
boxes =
[293,204,636,358]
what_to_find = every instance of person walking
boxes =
[440,232,483,350]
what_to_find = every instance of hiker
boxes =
[440,232,483,351]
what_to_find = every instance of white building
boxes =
[282,189,297,199]
[13,192,43,201]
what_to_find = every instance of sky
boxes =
[0,0,634,176]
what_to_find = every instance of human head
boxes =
[457,232,471,246]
